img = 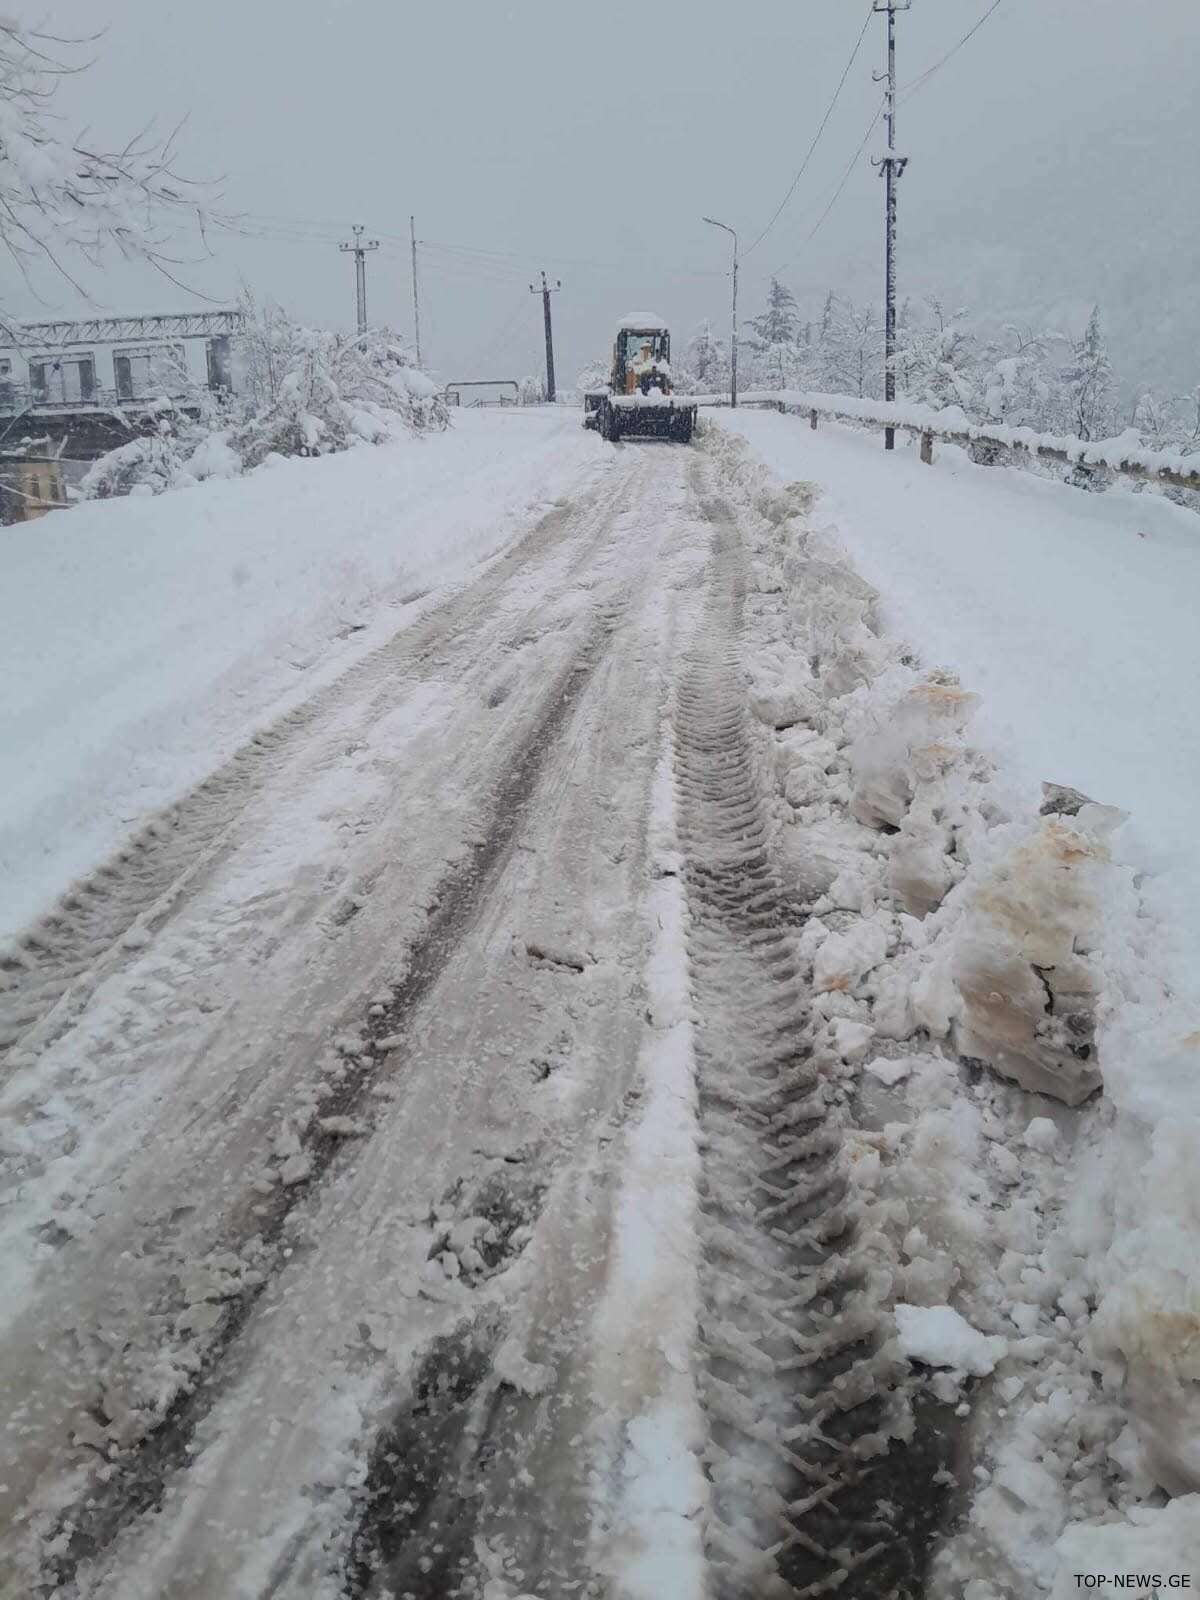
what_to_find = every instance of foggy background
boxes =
[12,0,1197,395]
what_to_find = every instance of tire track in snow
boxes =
[0,468,625,1073]
[30,596,631,1598]
[675,477,951,1598]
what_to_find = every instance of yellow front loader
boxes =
[583,316,697,444]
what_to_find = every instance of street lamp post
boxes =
[702,216,738,409]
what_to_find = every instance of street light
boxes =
[702,216,739,409]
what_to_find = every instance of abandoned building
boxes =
[0,308,246,523]
[0,309,245,456]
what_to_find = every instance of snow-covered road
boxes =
[1,414,1196,1598]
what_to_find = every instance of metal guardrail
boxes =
[443,380,521,408]
[734,394,1200,496]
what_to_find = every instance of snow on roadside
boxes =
[0,409,609,940]
[703,420,1200,1595]
[587,734,707,1600]
[736,388,1200,483]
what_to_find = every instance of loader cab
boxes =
[613,325,672,395]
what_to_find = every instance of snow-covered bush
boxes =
[231,306,446,467]
[82,305,447,499]
[81,429,194,500]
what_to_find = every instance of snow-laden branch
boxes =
[0,21,213,310]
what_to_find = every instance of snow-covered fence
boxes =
[735,390,1200,497]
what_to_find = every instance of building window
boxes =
[114,345,188,401]
[29,356,97,405]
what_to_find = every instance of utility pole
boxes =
[339,224,380,336]
[410,215,423,369]
[702,216,739,408]
[873,0,910,450]
[529,270,561,403]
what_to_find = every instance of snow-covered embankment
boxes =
[706,417,1200,1593]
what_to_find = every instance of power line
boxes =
[420,238,726,280]
[743,1,876,258]
[900,0,1003,103]
[773,102,883,274]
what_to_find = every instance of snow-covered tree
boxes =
[745,279,802,391]
[897,298,978,412]
[576,358,610,395]
[1062,306,1117,441]
[979,325,1057,428]
[747,278,798,348]
[231,317,447,465]
[84,306,447,497]
[682,320,728,392]
[0,21,209,317]
[819,296,883,398]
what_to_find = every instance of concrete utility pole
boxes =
[339,225,380,336]
[410,216,423,369]
[702,216,739,408]
[529,271,561,402]
[873,0,910,450]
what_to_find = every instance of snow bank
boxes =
[0,410,607,938]
[589,735,707,1599]
[704,418,1200,1596]
[1049,1497,1200,1596]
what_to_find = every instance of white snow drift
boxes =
[0,409,607,940]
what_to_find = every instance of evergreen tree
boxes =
[683,320,728,391]
[743,278,802,391]
[747,278,799,348]
[1062,306,1117,441]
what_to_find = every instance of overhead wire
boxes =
[743,0,876,258]
[766,2,1002,279]
[900,0,1004,104]
[772,101,884,276]
[208,1,1004,338]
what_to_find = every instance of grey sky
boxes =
[18,0,1199,392]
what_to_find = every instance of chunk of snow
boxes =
[894,1302,1007,1376]
[493,1337,556,1397]
[1023,1117,1060,1153]
[832,1018,875,1062]
[864,1056,912,1087]
[812,919,889,993]
[278,1152,312,1186]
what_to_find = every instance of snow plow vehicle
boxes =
[583,315,697,444]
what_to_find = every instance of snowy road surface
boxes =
[2,415,1197,1597]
